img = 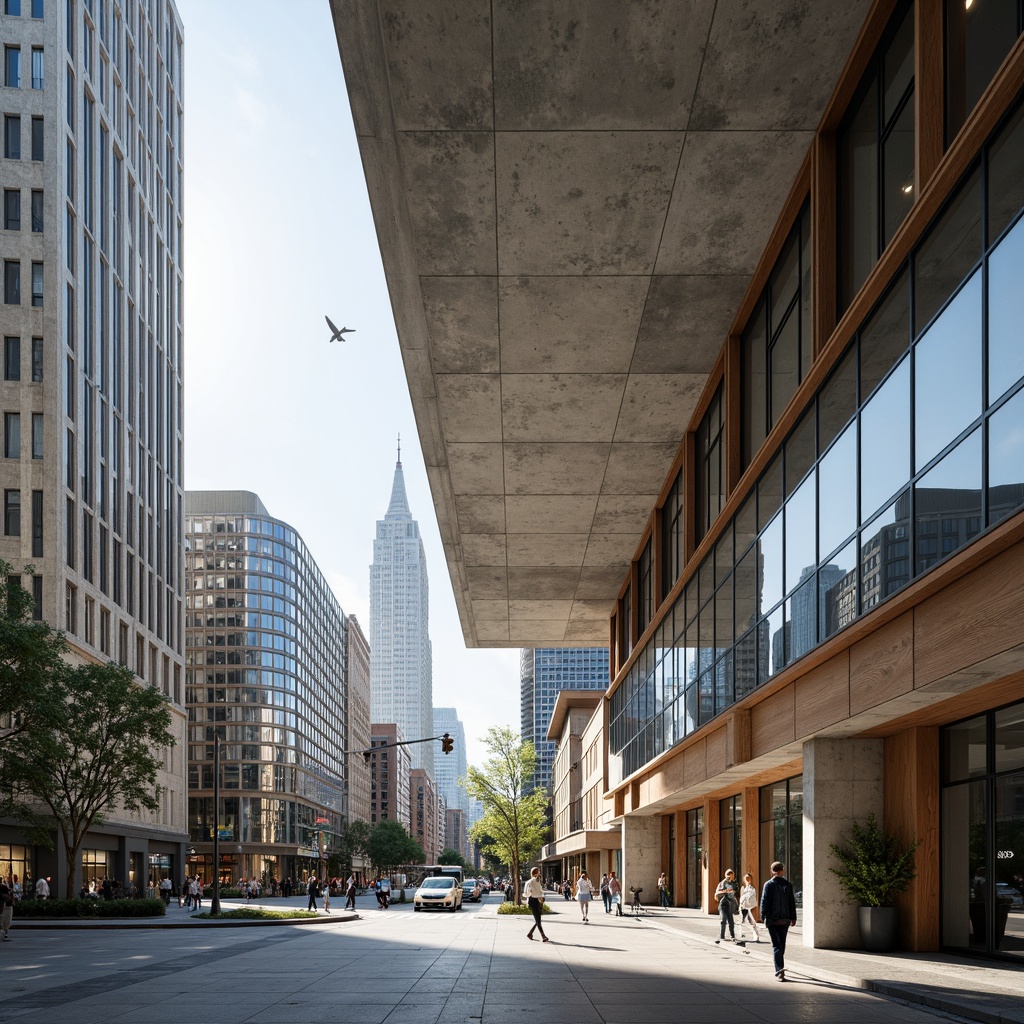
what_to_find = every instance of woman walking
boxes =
[575,871,594,922]
[739,873,761,942]
[600,873,611,914]
[714,868,740,943]
[657,871,670,909]
[524,866,549,942]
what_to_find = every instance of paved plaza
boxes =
[2,895,1021,1024]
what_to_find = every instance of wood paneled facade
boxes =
[602,0,1024,956]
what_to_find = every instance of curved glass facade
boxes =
[610,98,1024,787]
[185,497,347,884]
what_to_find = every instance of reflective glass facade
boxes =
[185,495,348,885]
[610,99,1024,786]
[521,647,610,793]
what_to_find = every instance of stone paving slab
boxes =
[0,897,1017,1024]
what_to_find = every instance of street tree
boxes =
[327,818,371,877]
[465,726,548,904]
[438,847,471,872]
[366,819,424,880]
[0,563,67,749]
[6,659,176,898]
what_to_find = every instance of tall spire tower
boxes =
[370,438,434,778]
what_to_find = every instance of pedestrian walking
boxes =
[657,871,670,909]
[344,874,357,910]
[599,873,611,913]
[739,873,761,942]
[714,869,740,943]
[323,877,331,913]
[159,877,172,904]
[34,876,50,900]
[575,871,594,922]
[0,879,14,941]
[760,861,797,982]
[523,866,549,942]
[607,871,623,916]
[306,875,319,912]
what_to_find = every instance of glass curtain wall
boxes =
[720,796,742,878]
[609,97,1024,784]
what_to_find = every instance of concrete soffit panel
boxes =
[330,0,874,648]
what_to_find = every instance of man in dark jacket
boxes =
[759,861,797,981]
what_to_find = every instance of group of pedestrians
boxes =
[716,862,797,981]
[524,860,796,982]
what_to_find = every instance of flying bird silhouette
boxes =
[325,316,355,343]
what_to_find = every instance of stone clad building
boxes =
[0,0,188,894]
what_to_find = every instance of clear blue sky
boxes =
[177,0,520,767]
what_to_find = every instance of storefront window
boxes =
[760,776,803,924]
[686,806,704,909]
[942,700,1024,958]
[720,796,742,879]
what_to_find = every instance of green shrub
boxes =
[829,813,918,908]
[191,908,318,920]
[497,901,550,915]
[15,897,165,919]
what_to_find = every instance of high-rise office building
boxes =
[185,492,348,886]
[432,706,467,812]
[410,766,439,863]
[346,615,372,829]
[370,443,433,778]
[521,648,610,793]
[369,722,411,830]
[0,0,187,894]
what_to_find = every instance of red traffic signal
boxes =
[441,732,454,754]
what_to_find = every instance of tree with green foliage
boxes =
[6,659,176,898]
[366,819,424,880]
[438,847,471,872]
[327,818,371,877]
[465,726,548,904]
[0,563,67,752]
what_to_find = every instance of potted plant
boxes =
[829,812,918,951]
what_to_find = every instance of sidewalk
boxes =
[618,904,1024,1024]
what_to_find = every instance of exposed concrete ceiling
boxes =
[330,0,872,648]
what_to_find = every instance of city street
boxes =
[0,894,976,1024]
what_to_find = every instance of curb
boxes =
[13,910,360,930]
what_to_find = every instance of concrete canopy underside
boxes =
[331,0,872,648]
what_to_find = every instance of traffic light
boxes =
[441,732,454,755]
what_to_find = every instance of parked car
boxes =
[414,876,463,912]
[462,878,483,902]
[996,882,1023,907]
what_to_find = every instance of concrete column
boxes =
[803,736,884,948]
[621,814,661,906]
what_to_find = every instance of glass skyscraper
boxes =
[185,491,348,887]
[521,648,609,793]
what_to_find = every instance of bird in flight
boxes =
[326,316,355,342]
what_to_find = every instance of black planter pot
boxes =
[858,906,898,951]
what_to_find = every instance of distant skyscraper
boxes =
[433,707,468,812]
[521,648,610,792]
[370,442,434,777]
